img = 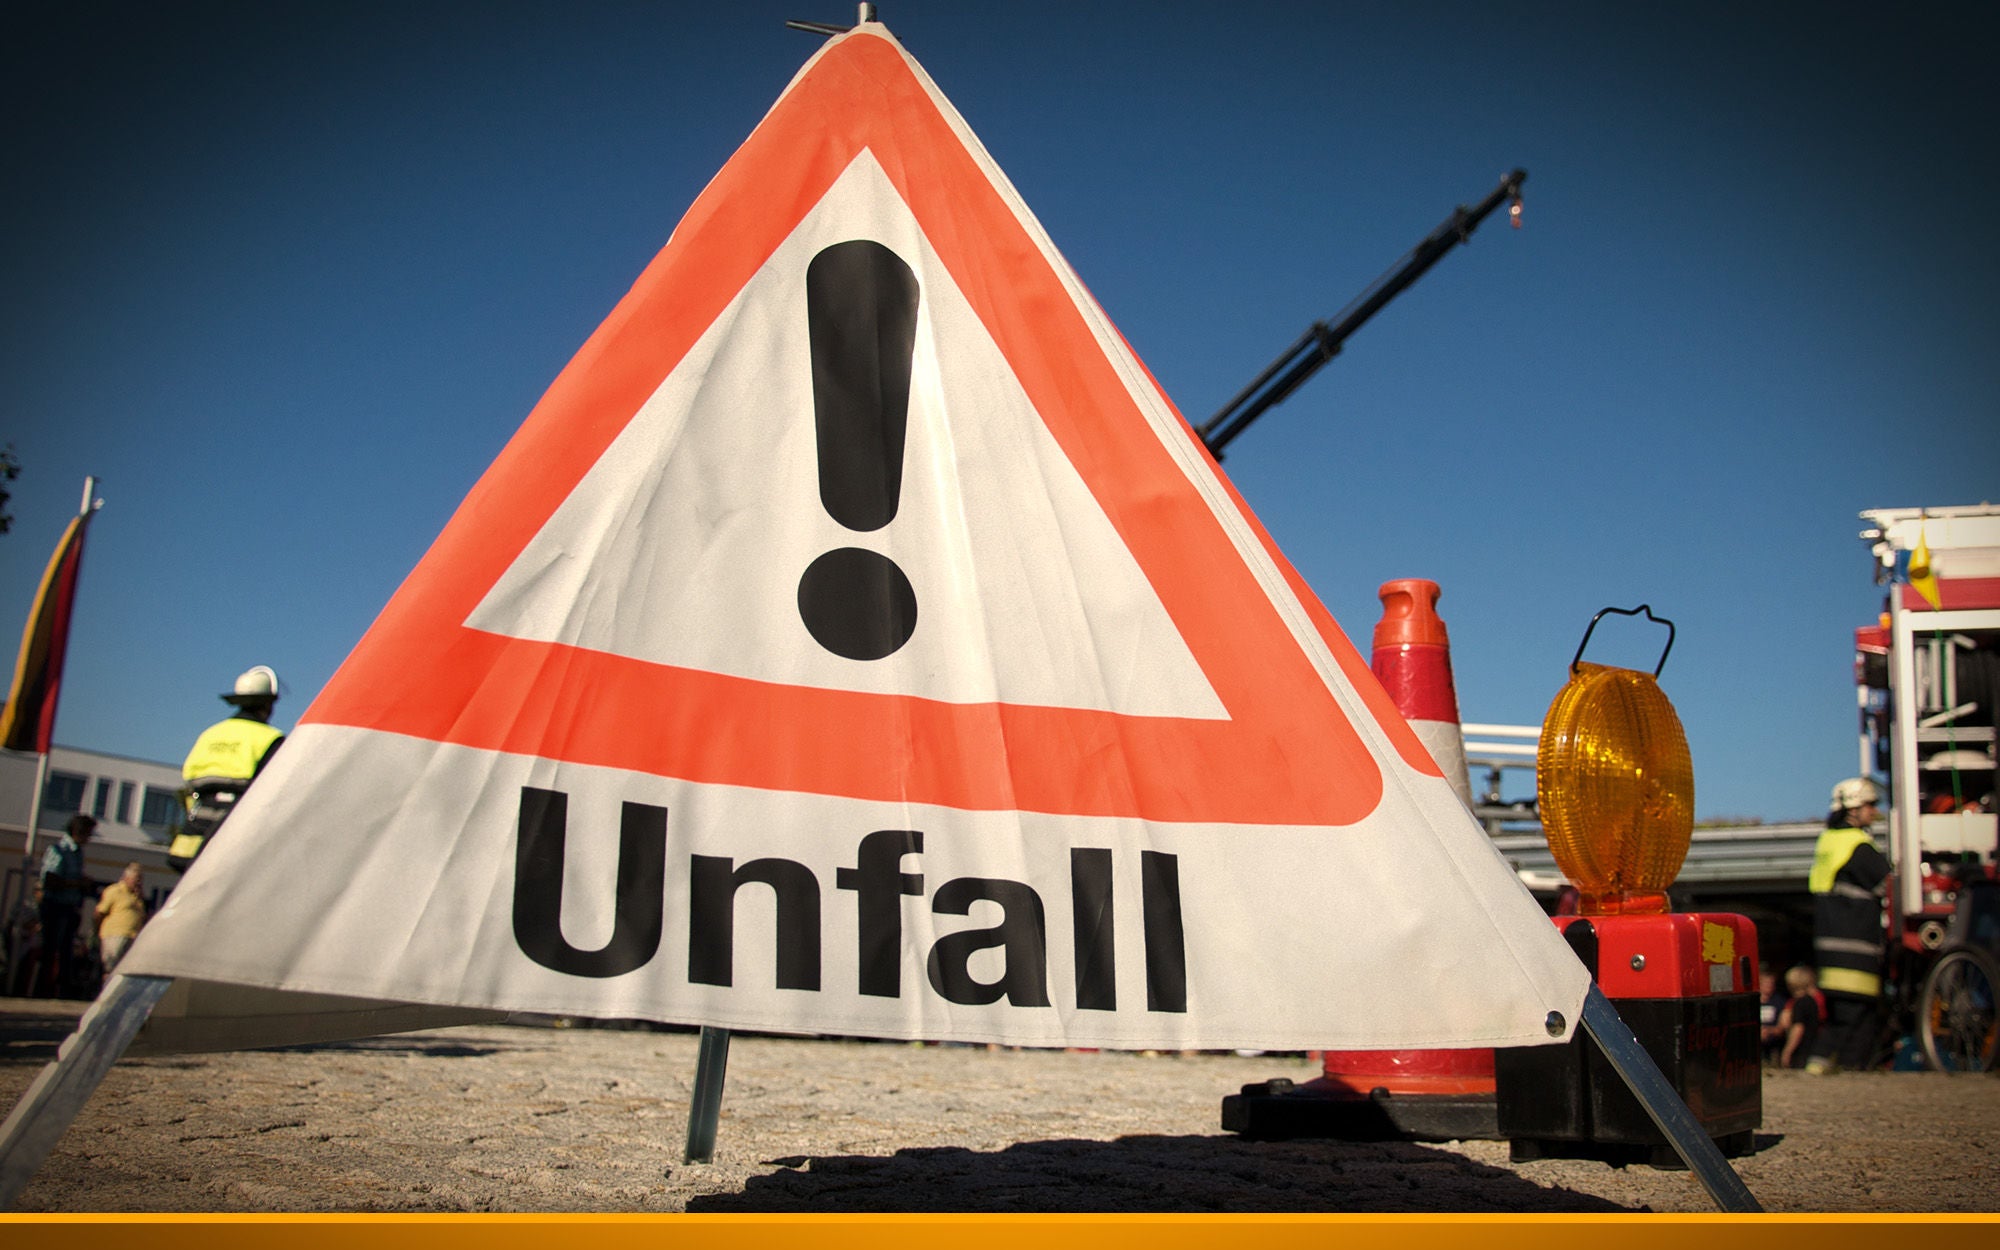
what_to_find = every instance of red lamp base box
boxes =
[1495,912,1762,1165]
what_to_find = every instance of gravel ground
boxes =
[3,1003,1997,1213]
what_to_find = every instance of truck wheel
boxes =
[1919,946,2000,1073]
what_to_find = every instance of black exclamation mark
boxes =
[798,240,920,661]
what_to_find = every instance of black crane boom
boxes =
[1196,168,1526,458]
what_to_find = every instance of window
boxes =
[140,785,184,833]
[92,777,112,819]
[117,781,136,825]
[40,771,86,827]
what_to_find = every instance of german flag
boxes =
[0,506,94,754]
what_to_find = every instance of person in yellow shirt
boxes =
[168,666,287,871]
[94,863,147,973]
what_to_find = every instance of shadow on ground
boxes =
[0,1007,88,1063]
[686,1134,1641,1213]
[264,1038,513,1059]
[0,1011,522,1063]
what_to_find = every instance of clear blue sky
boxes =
[4,1,1995,823]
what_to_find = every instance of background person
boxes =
[1758,962,1785,1064]
[1806,776,1890,1074]
[171,665,287,871]
[3,884,40,997]
[1778,965,1824,1069]
[36,813,98,997]
[94,862,148,973]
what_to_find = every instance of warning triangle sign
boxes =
[464,151,1227,723]
[120,24,1588,1054]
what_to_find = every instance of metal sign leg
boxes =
[1578,984,1762,1212]
[0,973,173,1210]
[683,1025,732,1165]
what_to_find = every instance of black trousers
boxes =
[1810,989,1880,1069]
[36,900,82,997]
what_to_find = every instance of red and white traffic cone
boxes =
[1370,578,1475,810]
[1223,578,1497,1142]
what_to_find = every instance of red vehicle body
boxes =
[1854,506,2000,1037]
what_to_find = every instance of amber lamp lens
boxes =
[1536,662,1694,915]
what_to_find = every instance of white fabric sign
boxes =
[121,23,1588,1054]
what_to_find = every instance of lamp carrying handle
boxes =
[1570,604,1676,678]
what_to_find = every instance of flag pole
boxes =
[15,476,100,875]
[18,755,51,879]
[13,750,52,997]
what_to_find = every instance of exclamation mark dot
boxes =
[797,239,920,661]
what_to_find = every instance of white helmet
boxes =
[226,665,280,703]
[1830,777,1881,812]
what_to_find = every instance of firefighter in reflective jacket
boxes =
[1805,776,1890,1074]
[169,666,286,871]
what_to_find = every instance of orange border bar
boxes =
[3,1213,1991,1248]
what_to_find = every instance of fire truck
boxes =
[1854,504,2000,1070]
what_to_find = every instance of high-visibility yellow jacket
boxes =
[182,715,285,799]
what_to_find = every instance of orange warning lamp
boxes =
[1536,607,1694,916]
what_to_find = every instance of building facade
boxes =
[3,744,184,929]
